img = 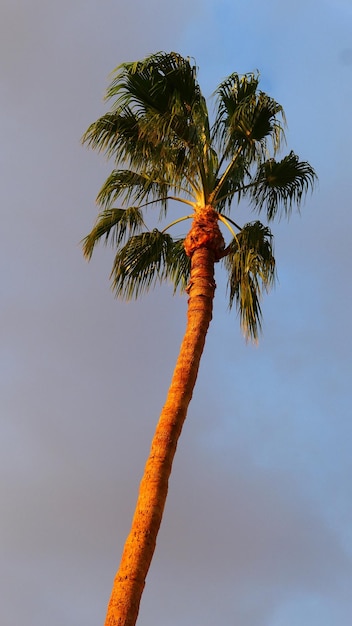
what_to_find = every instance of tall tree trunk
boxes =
[105,244,217,626]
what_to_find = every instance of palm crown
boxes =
[82,51,315,339]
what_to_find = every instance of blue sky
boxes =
[1,1,352,625]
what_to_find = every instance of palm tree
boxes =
[82,52,316,626]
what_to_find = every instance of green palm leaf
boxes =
[96,170,170,210]
[223,221,276,340]
[213,72,285,160]
[107,52,206,136]
[82,206,145,260]
[106,52,208,157]
[110,230,190,299]
[165,238,191,293]
[250,151,316,220]
[82,109,140,160]
[104,52,212,196]
[82,55,211,204]
[212,72,259,145]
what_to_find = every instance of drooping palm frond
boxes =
[208,73,288,211]
[164,238,191,293]
[95,170,170,211]
[212,72,286,161]
[105,52,210,169]
[249,151,317,220]
[223,221,276,340]
[82,207,145,260]
[212,72,260,146]
[82,53,213,208]
[82,110,138,159]
[110,230,190,299]
[107,52,208,144]
[82,108,180,180]
[234,91,285,157]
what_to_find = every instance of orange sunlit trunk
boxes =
[105,210,225,626]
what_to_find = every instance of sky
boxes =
[1,1,352,625]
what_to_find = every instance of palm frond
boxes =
[82,109,139,160]
[110,230,190,299]
[82,207,145,260]
[107,52,209,149]
[250,151,317,220]
[82,56,211,199]
[96,169,170,210]
[233,92,285,158]
[213,72,260,142]
[212,73,285,160]
[223,221,276,340]
[165,238,191,293]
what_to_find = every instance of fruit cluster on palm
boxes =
[82,52,315,626]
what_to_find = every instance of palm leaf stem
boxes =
[210,145,244,204]
[166,196,196,207]
[161,215,194,234]
[214,186,247,206]
[217,213,242,231]
[182,172,202,198]
[217,214,237,238]
[113,196,195,214]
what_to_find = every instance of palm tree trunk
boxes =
[104,245,217,626]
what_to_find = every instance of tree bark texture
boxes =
[105,211,224,626]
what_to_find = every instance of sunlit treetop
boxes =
[82,51,316,340]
